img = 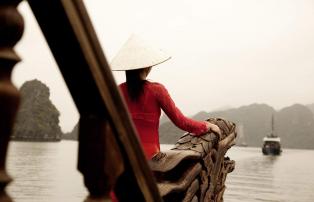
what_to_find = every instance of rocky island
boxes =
[12,79,62,141]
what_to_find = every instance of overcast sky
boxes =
[14,0,314,132]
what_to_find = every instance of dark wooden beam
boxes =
[26,0,161,201]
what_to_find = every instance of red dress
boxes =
[119,81,207,159]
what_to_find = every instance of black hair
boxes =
[125,69,147,101]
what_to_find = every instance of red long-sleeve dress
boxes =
[119,81,208,159]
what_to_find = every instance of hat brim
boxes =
[111,56,171,71]
[110,34,171,71]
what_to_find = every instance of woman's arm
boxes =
[154,83,208,135]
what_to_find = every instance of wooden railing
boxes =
[149,118,236,202]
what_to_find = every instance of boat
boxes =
[262,115,282,155]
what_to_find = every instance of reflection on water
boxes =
[5,142,314,202]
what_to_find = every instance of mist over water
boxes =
[6,142,314,201]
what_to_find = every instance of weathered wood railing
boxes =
[149,118,236,202]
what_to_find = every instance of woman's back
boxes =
[119,81,162,159]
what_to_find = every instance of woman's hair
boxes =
[125,68,147,101]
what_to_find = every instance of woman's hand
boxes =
[205,122,221,135]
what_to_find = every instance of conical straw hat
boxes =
[110,34,171,71]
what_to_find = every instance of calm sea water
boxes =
[5,141,314,202]
[224,147,314,202]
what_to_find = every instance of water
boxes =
[6,141,87,202]
[224,147,314,202]
[5,142,314,202]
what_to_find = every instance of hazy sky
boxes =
[14,0,314,132]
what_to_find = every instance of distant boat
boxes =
[262,115,282,155]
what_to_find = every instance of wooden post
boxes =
[0,0,24,201]
[78,116,124,201]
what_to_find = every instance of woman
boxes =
[111,34,221,159]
